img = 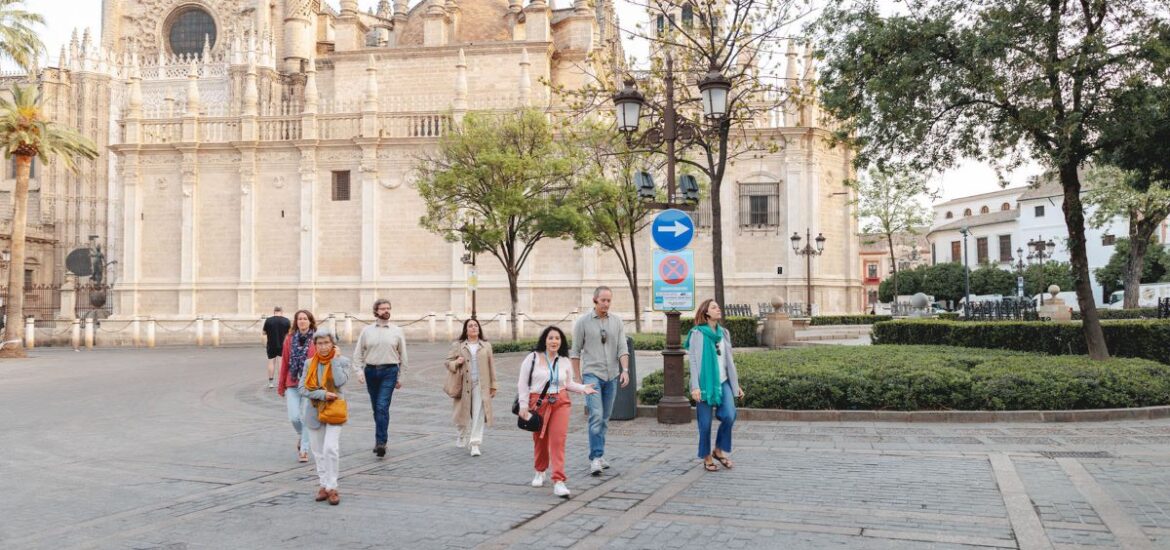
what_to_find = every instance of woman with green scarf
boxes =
[685,299,744,472]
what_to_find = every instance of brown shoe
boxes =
[315,487,329,502]
[327,489,340,505]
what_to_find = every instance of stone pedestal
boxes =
[1038,286,1073,322]
[761,297,795,348]
[58,274,77,320]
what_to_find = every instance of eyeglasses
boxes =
[600,328,608,345]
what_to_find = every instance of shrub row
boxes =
[680,316,759,347]
[491,332,667,354]
[636,345,1170,411]
[871,319,1170,364]
[810,315,893,326]
[1071,308,1158,320]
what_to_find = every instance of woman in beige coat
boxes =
[446,318,497,456]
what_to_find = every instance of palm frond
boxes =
[0,1,44,72]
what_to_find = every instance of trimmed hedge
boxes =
[1071,308,1158,320]
[491,332,667,354]
[811,315,893,326]
[680,316,759,347]
[938,313,960,321]
[636,345,1170,410]
[872,319,1170,364]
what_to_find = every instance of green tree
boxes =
[853,168,933,298]
[0,85,98,353]
[568,123,655,332]
[920,262,967,306]
[415,110,590,340]
[0,0,44,72]
[1024,262,1076,299]
[969,266,1016,296]
[1093,238,1170,302]
[815,0,1170,359]
[877,266,924,302]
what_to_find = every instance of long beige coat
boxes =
[445,339,498,428]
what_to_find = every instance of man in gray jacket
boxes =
[571,286,630,476]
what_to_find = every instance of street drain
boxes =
[1038,451,1112,459]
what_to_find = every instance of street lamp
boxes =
[460,221,479,320]
[790,229,826,316]
[959,226,971,316]
[1027,236,1056,305]
[612,52,729,425]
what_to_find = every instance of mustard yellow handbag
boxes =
[313,362,348,425]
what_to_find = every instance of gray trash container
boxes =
[610,336,638,420]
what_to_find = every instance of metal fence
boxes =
[1159,297,1170,319]
[0,283,113,322]
[964,300,1039,321]
[724,303,754,317]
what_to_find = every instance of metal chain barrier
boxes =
[154,320,199,333]
[519,311,578,329]
[219,319,263,332]
[399,314,432,327]
[95,321,136,333]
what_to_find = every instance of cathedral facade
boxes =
[19,0,861,326]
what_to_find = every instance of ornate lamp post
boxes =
[1027,236,1056,305]
[790,229,826,316]
[460,221,479,320]
[612,53,728,424]
[959,226,971,315]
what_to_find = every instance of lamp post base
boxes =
[657,310,692,424]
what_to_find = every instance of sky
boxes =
[24,0,1042,202]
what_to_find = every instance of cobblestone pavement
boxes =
[3,344,1169,549]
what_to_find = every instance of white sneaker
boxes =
[455,434,468,448]
[267,380,274,388]
[553,481,571,498]
[470,445,481,457]
[590,458,603,476]
[599,457,611,470]
[531,471,545,487]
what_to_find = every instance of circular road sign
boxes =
[658,254,689,285]
[651,209,695,252]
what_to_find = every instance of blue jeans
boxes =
[285,391,311,453]
[583,373,619,460]
[364,365,399,446]
[696,381,736,459]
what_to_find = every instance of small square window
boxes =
[1034,205,1045,217]
[1102,234,1116,246]
[332,171,351,201]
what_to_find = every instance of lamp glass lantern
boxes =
[814,233,826,253]
[790,231,801,252]
[698,69,731,119]
[612,78,645,133]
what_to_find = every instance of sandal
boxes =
[713,451,733,469]
[703,458,719,472]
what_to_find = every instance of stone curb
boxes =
[634,404,1170,423]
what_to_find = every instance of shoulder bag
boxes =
[443,346,464,398]
[513,354,553,432]
[315,362,349,425]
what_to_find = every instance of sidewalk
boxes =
[1,344,1166,549]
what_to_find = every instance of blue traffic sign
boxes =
[651,209,695,252]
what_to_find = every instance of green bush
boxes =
[938,313,961,321]
[871,319,1170,364]
[680,316,758,347]
[491,332,668,354]
[1071,308,1158,320]
[811,315,893,326]
[636,345,1170,410]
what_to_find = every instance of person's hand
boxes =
[582,385,598,395]
[395,380,402,389]
[619,371,630,388]
[691,388,701,402]
[456,356,465,365]
[355,372,365,384]
[519,409,531,421]
[735,388,745,399]
[325,391,339,401]
[490,388,497,398]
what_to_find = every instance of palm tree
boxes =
[0,0,45,72]
[0,85,97,353]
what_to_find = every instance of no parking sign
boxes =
[653,249,695,311]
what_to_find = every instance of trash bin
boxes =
[611,336,638,420]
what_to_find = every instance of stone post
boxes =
[446,311,454,340]
[84,318,94,349]
[132,317,141,347]
[761,297,795,348]
[498,313,508,339]
[24,317,35,348]
[428,312,437,343]
[147,318,156,348]
[211,317,221,346]
[344,315,354,343]
[195,316,204,346]
[71,318,81,350]
[59,274,77,320]
[517,313,525,339]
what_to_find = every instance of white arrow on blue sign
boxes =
[651,209,695,252]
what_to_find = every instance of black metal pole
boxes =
[657,52,690,425]
[961,228,971,316]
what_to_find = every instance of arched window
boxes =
[945,211,953,219]
[980,205,990,214]
[1001,202,1011,211]
[963,208,972,217]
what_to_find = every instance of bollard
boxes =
[446,311,454,340]
[643,307,652,333]
[84,318,94,349]
[211,317,221,347]
[195,317,204,346]
[428,312,436,343]
[328,313,338,336]
[24,316,34,349]
[132,317,141,347]
[498,313,508,339]
[147,318,156,348]
[517,314,525,339]
[344,315,354,343]
[71,318,81,350]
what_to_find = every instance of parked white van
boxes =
[1106,282,1170,309]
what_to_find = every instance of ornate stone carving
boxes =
[156,177,168,190]
[271,175,287,189]
[286,0,321,18]
[133,0,242,56]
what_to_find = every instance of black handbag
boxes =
[513,354,555,432]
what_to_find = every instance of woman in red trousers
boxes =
[518,326,596,498]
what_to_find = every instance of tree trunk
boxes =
[1123,211,1150,309]
[628,231,642,333]
[1059,164,1109,360]
[3,155,31,353]
[887,233,898,299]
[711,176,725,308]
[508,270,519,341]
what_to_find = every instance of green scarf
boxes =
[686,324,723,406]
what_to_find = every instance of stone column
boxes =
[178,147,199,315]
[237,148,257,315]
[297,146,317,308]
[117,151,141,316]
[357,140,380,311]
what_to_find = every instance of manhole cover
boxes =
[1038,451,1112,459]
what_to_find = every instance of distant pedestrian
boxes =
[571,286,630,476]
[299,330,352,505]
[519,326,597,498]
[686,299,744,472]
[445,318,497,457]
[278,309,316,463]
[262,306,291,388]
[354,298,408,458]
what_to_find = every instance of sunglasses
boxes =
[600,328,608,345]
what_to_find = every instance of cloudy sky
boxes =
[25,0,1042,201]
